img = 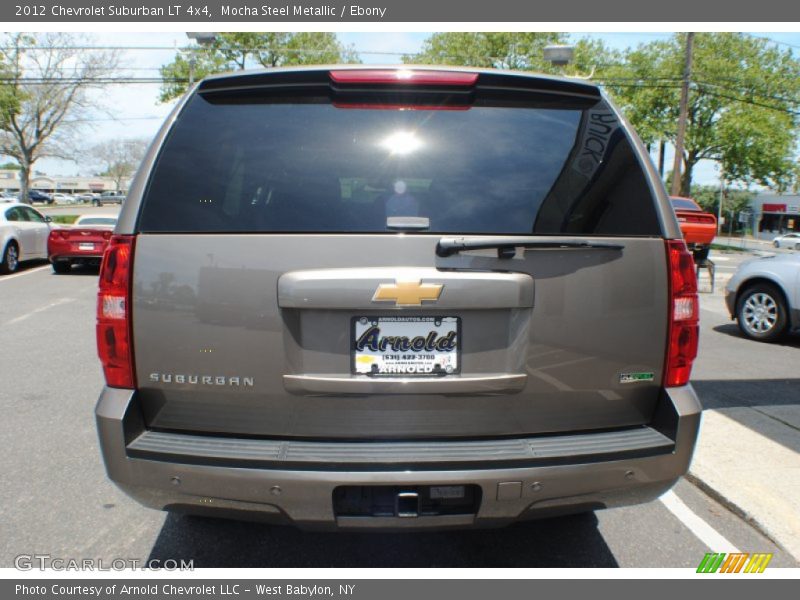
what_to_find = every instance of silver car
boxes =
[772,232,800,250]
[94,66,702,529]
[725,254,800,341]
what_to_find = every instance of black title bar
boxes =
[4,0,800,22]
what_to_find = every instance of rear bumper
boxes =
[50,253,104,263]
[96,386,702,530]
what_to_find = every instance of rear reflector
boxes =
[664,240,699,387]
[97,235,136,389]
[330,69,478,86]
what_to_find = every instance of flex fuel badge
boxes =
[619,371,655,384]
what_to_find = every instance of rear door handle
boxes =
[278,267,533,309]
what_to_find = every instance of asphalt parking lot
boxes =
[0,250,798,568]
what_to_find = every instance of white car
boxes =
[772,232,800,250]
[51,193,79,205]
[0,202,52,274]
[74,214,118,227]
[726,253,800,341]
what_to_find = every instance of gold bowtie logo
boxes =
[372,280,444,306]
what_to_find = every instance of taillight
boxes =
[96,235,136,388]
[664,240,699,387]
[330,69,478,86]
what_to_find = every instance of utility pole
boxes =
[671,32,694,197]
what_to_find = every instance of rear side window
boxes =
[138,93,661,236]
[671,198,701,211]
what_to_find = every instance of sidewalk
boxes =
[689,257,800,560]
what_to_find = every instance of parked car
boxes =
[47,214,117,273]
[51,192,79,205]
[771,232,800,250]
[95,67,702,529]
[725,254,800,342]
[93,191,125,206]
[670,197,717,261]
[76,192,100,203]
[0,202,52,274]
[28,190,53,205]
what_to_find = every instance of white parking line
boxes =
[660,489,741,553]
[5,297,76,326]
[0,264,50,281]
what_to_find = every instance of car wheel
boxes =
[773,241,780,248]
[795,243,800,251]
[692,246,710,262]
[51,261,71,274]
[736,283,788,342]
[0,242,20,274]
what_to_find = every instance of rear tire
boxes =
[0,242,19,275]
[692,246,710,262]
[51,261,71,274]
[736,283,788,342]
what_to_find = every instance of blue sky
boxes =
[20,31,800,189]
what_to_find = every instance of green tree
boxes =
[402,32,565,70]
[159,33,360,102]
[690,184,753,216]
[601,33,800,195]
[403,33,619,79]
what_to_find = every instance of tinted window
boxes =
[5,208,21,222]
[21,207,45,223]
[671,198,701,211]
[139,94,660,236]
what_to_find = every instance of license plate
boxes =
[352,316,460,376]
[78,243,95,250]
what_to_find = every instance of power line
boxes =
[747,34,800,51]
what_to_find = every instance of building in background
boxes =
[0,169,129,195]
[753,194,800,240]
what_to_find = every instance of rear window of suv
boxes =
[138,92,661,236]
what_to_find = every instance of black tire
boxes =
[736,283,788,342]
[51,261,71,274]
[773,241,780,248]
[794,243,800,251]
[692,246,710,263]
[0,241,20,275]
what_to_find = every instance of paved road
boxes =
[0,261,796,568]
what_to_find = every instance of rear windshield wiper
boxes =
[436,236,625,258]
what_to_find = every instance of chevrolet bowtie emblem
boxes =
[372,280,444,306]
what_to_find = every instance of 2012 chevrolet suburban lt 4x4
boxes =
[95,66,701,530]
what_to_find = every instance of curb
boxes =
[685,471,786,551]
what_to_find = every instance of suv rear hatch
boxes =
[126,68,670,440]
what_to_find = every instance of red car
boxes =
[48,215,117,273]
[670,196,717,259]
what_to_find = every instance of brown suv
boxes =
[95,66,701,529]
